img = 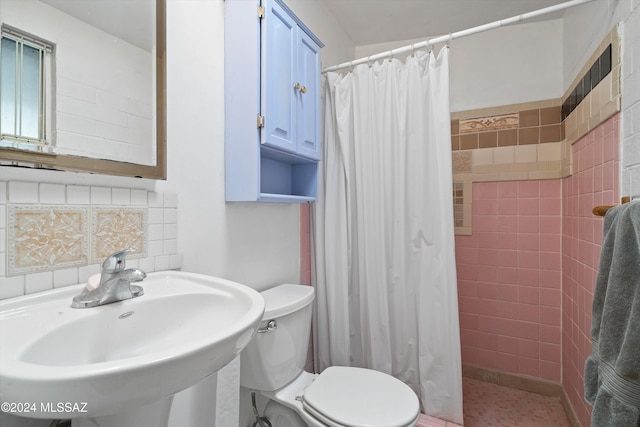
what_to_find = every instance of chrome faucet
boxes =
[71,248,146,308]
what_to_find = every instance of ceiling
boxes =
[39,0,575,53]
[319,0,573,46]
[40,0,154,52]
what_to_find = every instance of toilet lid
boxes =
[302,366,420,427]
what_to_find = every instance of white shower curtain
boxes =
[313,47,464,424]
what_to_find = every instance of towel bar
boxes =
[593,196,633,217]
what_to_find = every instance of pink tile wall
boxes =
[300,203,314,373]
[300,203,312,286]
[561,113,619,427]
[456,179,563,382]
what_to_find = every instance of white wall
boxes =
[561,0,626,88]
[1,0,154,165]
[562,0,640,202]
[355,19,564,113]
[618,1,640,199]
[159,1,355,426]
[284,0,355,68]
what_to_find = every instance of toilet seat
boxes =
[301,366,420,427]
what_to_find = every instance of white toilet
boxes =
[240,284,420,427]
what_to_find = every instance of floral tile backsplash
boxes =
[91,207,147,263]
[0,181,183,299]
[9,205,89,275]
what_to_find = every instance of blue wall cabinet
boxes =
[225,0,323,203]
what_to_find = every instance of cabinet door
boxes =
[261,0,297,154]
[295,30,321,160]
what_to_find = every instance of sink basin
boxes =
[0,271,265,422]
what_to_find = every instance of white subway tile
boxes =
[0,228,5,252]
[154,255,170,271]
[53,268,80,288]
[112,188,131,205]
[148,240,163,257]
[67,185,91,204]
[164,223,177,239]
[25,271,53,294]
[57,112,96,135]
[40,183,66,204]
[0,206,5,230]
[131,189,148,206]
[91,186,112,205]
[164,208,177,224]
[170,254,184,270]
[78,264,100,283]
[0,275,24,299]
[139,257,156,272]
[57,77,96,103]
[634,103,640,132]
[96,89,130,116]
[8,181,39,203]
[148,224,164,241]
[148,192,163,207]
[0,252,5,276]
[164,193,178,208]
[631,165,640,198]
[622,169,630,198]
[164,239,178,255]
[148,208,164,224]
[93,104,128,128]
[623,135,640,168]
[0,182,7,203]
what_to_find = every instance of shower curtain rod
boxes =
[322,0,597,73]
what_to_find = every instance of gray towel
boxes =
[585,201,640,426]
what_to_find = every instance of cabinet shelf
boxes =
[258,193,316,203]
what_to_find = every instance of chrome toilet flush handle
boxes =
[257,320,277,333]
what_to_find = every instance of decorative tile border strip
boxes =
[562,29,620,146]
[8,205,88,275]
[459,113,519,134]
[561,44,612,121]
[452,102,563,151]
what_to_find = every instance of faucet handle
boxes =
[102,248,135,272]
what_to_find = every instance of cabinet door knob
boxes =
[301,86,307,94]
[294,82,301,91]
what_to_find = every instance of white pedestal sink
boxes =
[0,271,265,427]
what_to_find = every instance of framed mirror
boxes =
[0,0,166,179]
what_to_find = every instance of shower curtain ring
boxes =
[446,33,453,48]
[388,49,394,62]
[368,56,372,68]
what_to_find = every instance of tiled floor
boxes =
[417,378,572,427]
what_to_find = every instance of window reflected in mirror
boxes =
[0,0,166,180]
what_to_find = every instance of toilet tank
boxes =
[240,284,315,391]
